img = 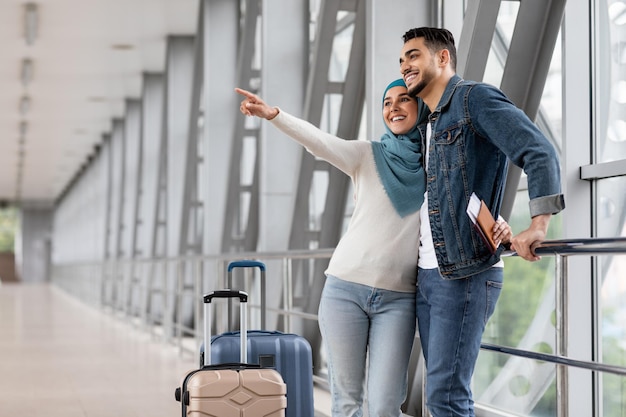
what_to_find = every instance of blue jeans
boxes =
[416,267,503,417]
[318,275,416,417]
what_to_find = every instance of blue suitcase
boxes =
[201,260,314,417]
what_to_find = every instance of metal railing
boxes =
[489,237,626,378]
[477,237,626,417]
[52,249,334,358]
[51,237,626,417]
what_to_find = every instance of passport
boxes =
[466,192,497,254]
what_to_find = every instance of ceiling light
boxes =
[21,58,34,86]
[19,96,31,116]
[609,2,626,24]
[111,44,135,50]
[607,119,626,142]
[19,121,28,137]
[614,80,626,103]
[24,3,38,45]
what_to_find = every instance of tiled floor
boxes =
[0,282,331,417]
[0,282,200,417]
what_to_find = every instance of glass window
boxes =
[599,1,626,165]
[596,2,626,415]
[0,207,17,252]
[596,177,626,417]
[474,191,561,417]
[472,3,565,413]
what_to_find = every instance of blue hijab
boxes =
[371,79,426,217]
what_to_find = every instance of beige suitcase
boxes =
[175,290,287,416]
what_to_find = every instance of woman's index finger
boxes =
[234,87,254,98]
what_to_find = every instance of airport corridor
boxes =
[0,282,196,417]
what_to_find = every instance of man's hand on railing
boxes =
[510,214,552,261]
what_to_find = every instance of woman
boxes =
[236,80,510,417]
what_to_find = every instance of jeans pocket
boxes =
[484,280,503,324]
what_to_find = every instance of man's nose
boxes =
[400,60,409,75]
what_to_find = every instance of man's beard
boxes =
[408,80,427,98]
[407,65,434,98]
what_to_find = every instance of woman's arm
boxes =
[236,88,365,175]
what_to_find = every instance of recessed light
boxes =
[24,3,38,46]
[111,43,135,50]
[21,58,34,86]
[19,96,31,115]
[19,121,28,137]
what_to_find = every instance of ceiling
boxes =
[0,0,199,206]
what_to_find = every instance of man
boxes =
[399,27,565,416]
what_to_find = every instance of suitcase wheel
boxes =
[174,387,181,402]
[183,390,190,406]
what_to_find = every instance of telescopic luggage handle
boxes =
[227,260,267,329]
[203,289,248,366]
[227,260,266,272]
[204,290,248,303]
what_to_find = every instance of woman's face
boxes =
[382,86,419,135]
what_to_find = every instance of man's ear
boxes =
[438,49,450,67]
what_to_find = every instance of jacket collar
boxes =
[433,74,464,114]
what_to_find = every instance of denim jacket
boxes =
[420,75,565,279]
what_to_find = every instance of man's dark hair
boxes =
[402,27,457,71]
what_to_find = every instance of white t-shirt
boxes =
[418,123,438,269]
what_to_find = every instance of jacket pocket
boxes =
[433,123,466,171]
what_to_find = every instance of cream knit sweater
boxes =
[270,110,420,293]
